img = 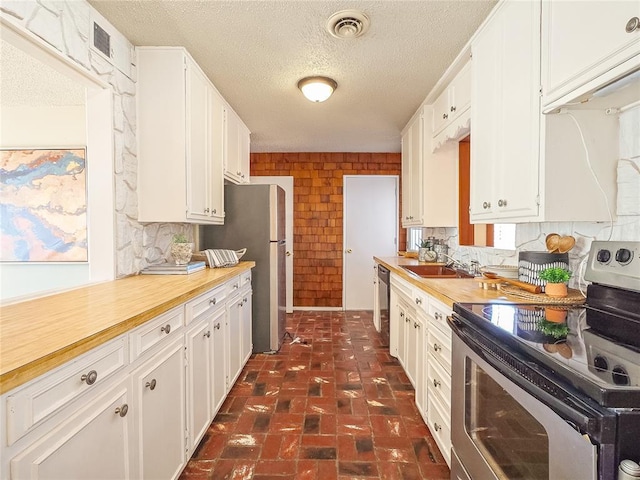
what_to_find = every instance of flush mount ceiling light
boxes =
[297,76,338,102]
[326,9,370,39]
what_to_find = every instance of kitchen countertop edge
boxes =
[0,262,255,395]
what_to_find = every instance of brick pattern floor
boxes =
[179,310,450,480]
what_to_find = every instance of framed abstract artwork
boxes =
[1,148,88,262]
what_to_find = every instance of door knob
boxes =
[286,251,292,257]
[346,249,353,253]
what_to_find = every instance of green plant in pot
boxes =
[170,233,193,265]
[539,267,572,298]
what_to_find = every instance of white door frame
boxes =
[342,175,398,310]
[250,176,294,313]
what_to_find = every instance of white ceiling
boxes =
[89,0,497,153]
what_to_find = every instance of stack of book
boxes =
[141,261,206,275]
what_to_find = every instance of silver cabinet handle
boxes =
[145,379,157,390]
[400,312,404,318]
[442,113,448,119]
[214,322,221,330]
[209,298,217,306]
[450,105,456,112]
[626,17,640,33]
[433,379,441,388]
[160,324,171,334]
[433,422,441,432]
[203,331,211,338]
[415,298,422,305]
[204,208,210,213]
[434,312,442,321]
[405,316,411,323]
[80,370,98,385]
[115,404,128,417]
[498,199,508,207]
[238,301,244,307]
[213,209,217,214]
[433,343,442,352]
[482,201,491,209]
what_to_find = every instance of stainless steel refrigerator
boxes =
[199,184,286,353]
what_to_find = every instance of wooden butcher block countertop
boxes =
[374,256,539,308]
[0,262,254,395]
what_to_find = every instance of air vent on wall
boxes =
[93,22,111,59]
[326,10,370,39]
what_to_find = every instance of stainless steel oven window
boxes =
[465,359,549,479]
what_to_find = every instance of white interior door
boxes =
[344,175,398,310]
[251,176,294,312]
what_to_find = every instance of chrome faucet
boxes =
[440,253,468,271]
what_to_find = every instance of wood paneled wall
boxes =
[251,152,404,308]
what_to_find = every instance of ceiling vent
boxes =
[327,10,370,39]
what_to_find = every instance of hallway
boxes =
[179,310,450,479]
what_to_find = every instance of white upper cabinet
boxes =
[431,61,472,151]
[470,0,541,222]
[470,0,619,224]
[224,107,251,184]
[401,106,457,229]
[137,47,235,224]
[541,0,640,110]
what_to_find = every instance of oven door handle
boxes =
[449,313,615,441]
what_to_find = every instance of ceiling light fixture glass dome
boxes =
[297,76,338,102]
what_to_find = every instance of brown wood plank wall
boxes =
[251,152,404,308]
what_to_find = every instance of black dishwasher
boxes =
[377,264,390,347]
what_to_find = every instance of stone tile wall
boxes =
[251,152,403,308]
[0,0,192,277]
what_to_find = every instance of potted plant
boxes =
[539,267,572,298]
[170,233,193,265]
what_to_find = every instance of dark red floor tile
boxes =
[178,310,450,480]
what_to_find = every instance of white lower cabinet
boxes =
[388,270,452,467]
[133,335,186,480]
[10,377,135,480]
[2,270,254,480]
[186,316,214,454]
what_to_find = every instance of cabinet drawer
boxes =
[130,306,184,360]
[390,274,413,300]
[427,352,451,410]
[5,336,127,446]
[240,270,251,288]
[428,395,451,467]
[185,283,226,325]
[428,297,452,335]
[428,322,452,373]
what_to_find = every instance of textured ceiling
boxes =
[0,39,86,107]
[89,0,497,152]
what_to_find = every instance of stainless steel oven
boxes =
[377,264,390,347]
[449,241,640,480]
[450,314,601,480]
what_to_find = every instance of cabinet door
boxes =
[470,13,499,220]
[400,130,412,228]
[224,107,241,184]
[238,121,251,184]
[413,313,426,417]
[186,57,211,222]
[209,88,226,221]
[495,0,540,219]
[404,308,418,387]
[542,1,640,105]
[133,337,186,480]
[211,308,228,415]
[401,112,423,227]
[450,61,471,117]
[470,0,540,222]
[240,290,253,365]
[226,293,243,387]
[185,317,212,453]
[11,379,134,480]
[397,301,408,370]
[432,88,451,135]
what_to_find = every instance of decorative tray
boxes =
[499,284,586,305]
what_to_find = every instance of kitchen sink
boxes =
[401,264,473,279]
